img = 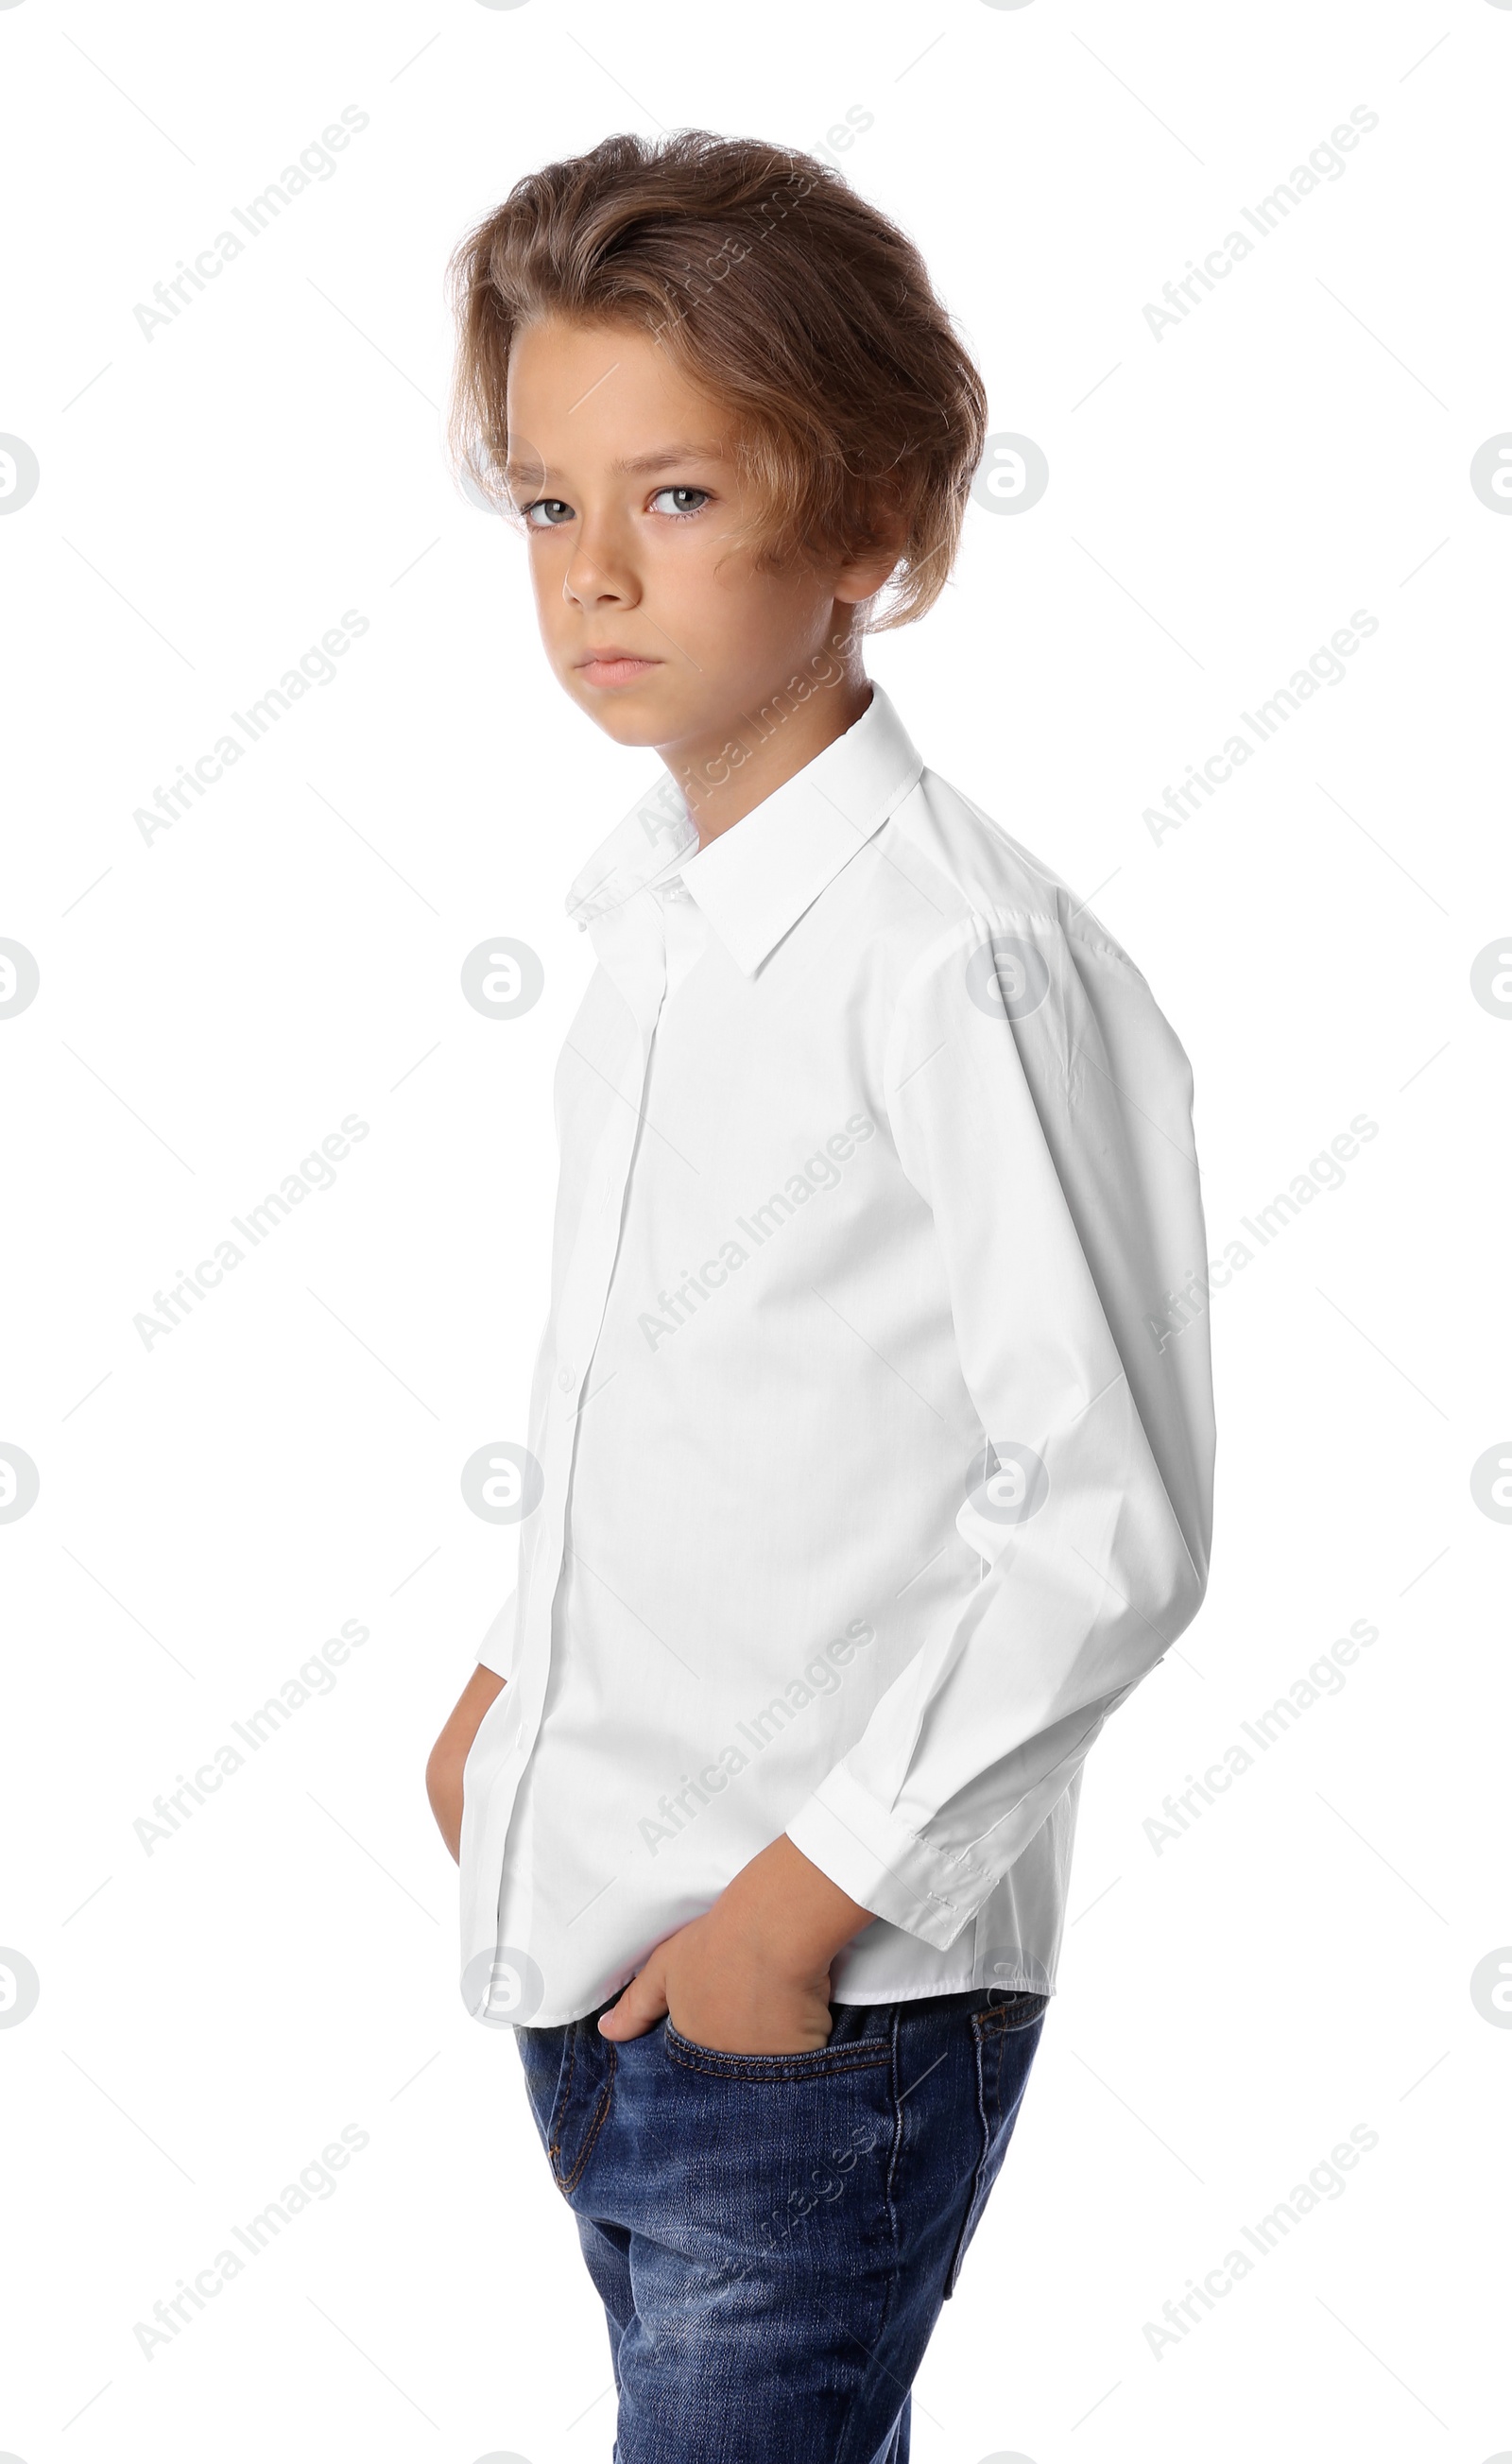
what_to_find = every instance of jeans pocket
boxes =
[663,2021,893,2084]
[520,2017,617,2197]
[974,1990,1049,2104]
[943,1993,1049,2297]
[514,2021,567,2146]
[644,2018,901,2302]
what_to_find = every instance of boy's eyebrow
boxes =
[610,442,726,474]
[502,442,725,489]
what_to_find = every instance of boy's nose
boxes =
[563,539,636,608]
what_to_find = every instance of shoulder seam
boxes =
[896,780,1146,982]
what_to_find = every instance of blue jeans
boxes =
[515,1984,1049,2463]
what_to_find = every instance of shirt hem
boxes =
[506,1969,1058,2033]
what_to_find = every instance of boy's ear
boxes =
[832,510,907,608]
[833,551,902,608]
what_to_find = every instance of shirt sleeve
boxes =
[784,904,1216,1951]
[475,1589,517,1680]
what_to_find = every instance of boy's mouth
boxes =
[576,650,662,690]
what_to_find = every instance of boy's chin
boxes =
[567,686,677,751]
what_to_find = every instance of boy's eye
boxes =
[524,498,575,528]
[649,486,711,518]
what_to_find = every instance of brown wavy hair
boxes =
[446,130,987,629]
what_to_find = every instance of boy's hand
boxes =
[425,1663,506,1863]
[597,1835,874,2055]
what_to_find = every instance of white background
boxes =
[2,0,1509,2456]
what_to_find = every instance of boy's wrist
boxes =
[715,1833,875,1974]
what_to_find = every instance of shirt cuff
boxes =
[475,1589,517,1679]
[785,1764,1000,1953]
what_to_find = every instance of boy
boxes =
[427,130,1214,2463]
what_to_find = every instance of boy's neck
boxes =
[668,667,875,851]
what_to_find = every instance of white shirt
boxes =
[459,686,1215,2028]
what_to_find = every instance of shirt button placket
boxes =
[552,962,663,1439]
[518,905,666,1777]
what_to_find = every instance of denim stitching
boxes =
[833,2004,905,2464]
[882,2005,904,2217]
[544,2021,578,2180]
[985,2015,1005,2135]
[558,2040,615,2197]
[547,2021,617,2197]
[942,2012,994,2298]
[976,1990,1048,2039]
[664,2026,891,2083]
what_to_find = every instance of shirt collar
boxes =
[564,683,924,976]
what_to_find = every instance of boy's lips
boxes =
[576,650,662,689]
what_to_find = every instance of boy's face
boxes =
[504,318,874,771]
